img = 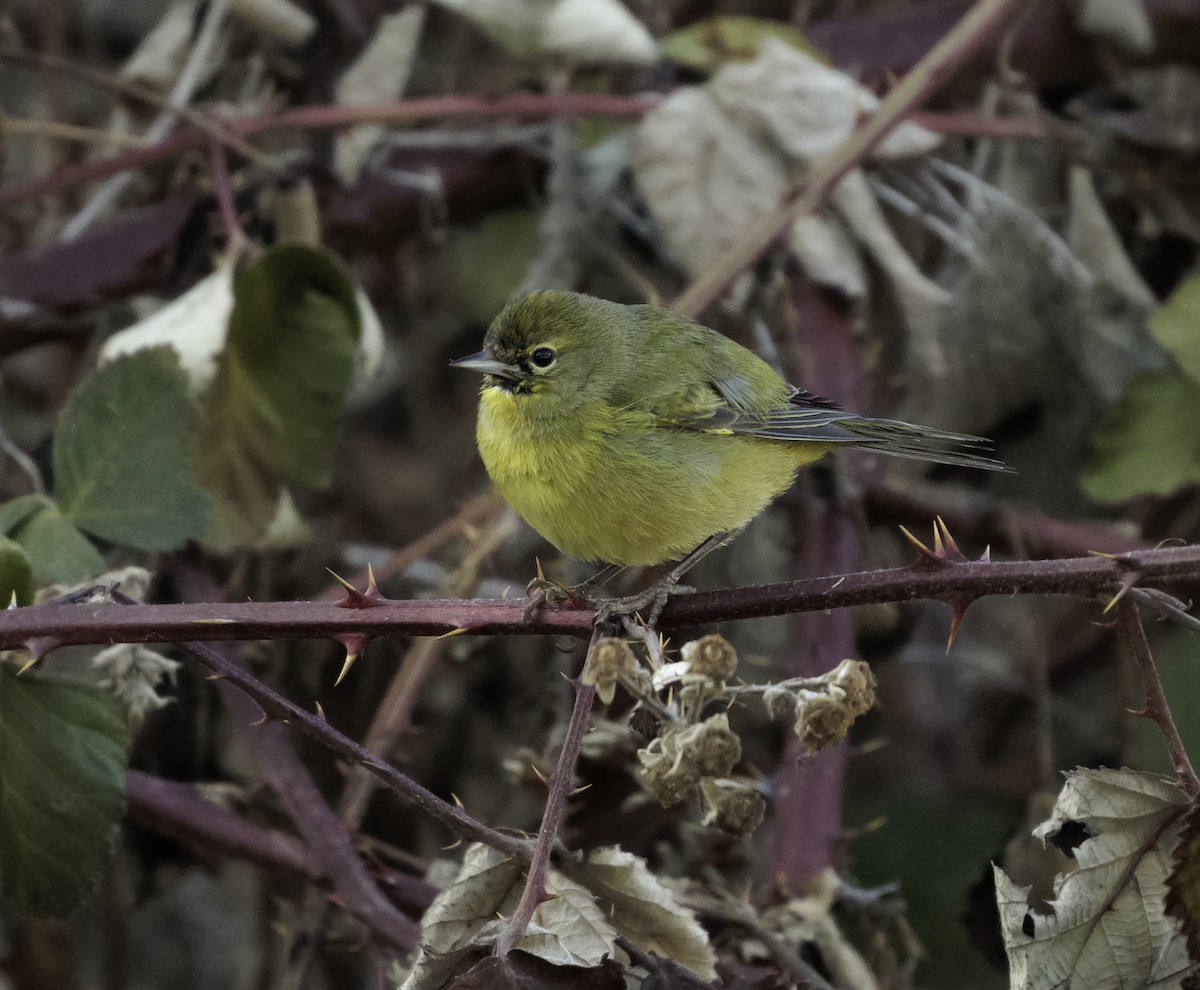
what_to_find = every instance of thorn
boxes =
[24,636,61,661]
[946,609,963,653]
[936,516,962,557]
[335,653,358,685]
[333,634,369,685]
[898,525,937,561]
[1089,550,1118,560]
[315,701,326,721]
[451,792,465,808]
[530,764,548,785]
[980,545,991,563]
[535,557,546,584]
[933,523,944,557]
[433,627,469,640]
[329,568,386,610]
[571,783,593,796]
[1102,573,1141,614]
[17,653,39,675]
[7,591,18,609]
[441,838,464,851]
[940,594,975,651]
[249,710,275,726]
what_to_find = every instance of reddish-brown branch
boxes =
[215,655,420,952]
[0,92,655,210]
[125,769,323,881]
[166,635,531,860]
[4,546,1199,650]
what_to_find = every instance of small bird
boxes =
[452,291,1006,618]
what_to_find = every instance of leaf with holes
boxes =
[995,768,1189,990]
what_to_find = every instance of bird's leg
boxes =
[594,531,732,628]
[524,563,626,621]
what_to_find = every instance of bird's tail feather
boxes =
[838,417,1012,472]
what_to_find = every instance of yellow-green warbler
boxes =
[453,291,1005,617]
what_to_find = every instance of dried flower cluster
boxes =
[587,633,877,838]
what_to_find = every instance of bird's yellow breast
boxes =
[476,386,823,566]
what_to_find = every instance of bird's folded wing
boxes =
[653,380,1008,471]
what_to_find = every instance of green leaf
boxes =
[0,664,128,918]
[0,495,105,585]
[1082,368,1200,503]
[659,16,822,74]
[0,537,34,606]
[54,348,212,551]
[196,244,359,547]
[1150,275,1200,385]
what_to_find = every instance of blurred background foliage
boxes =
[1,0,1199,987]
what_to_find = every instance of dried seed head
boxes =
[638,732,698,808]
[792,660,876,755]
[583,637,637,704]
[636,713,742,808]
[681,633,739,683]
[700,778,766,836]
[830,658,876,717]
[684,713,742,777]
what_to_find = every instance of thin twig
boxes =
[1117,599,1200,797]
[0,45,265,163]
[671,0,1031,316]
[208,138,249,256]
[0,93,655,211]
[494,630,601,956]
[0,117,148,148]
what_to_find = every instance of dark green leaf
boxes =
[0,537,34,606]
[196,244,359,547]
[54,348,211,551]
[1082,368,1200,503]
[0,664,128,918]
[0,495,105,585]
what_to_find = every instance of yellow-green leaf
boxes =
[659,16,821,74]
[0,537,34,606]
[1149,274,1200,385]
[1082,368,1200,503]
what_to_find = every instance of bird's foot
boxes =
[592,575,684,630]
[522,574,584,622]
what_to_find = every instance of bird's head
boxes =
[451,291,627,411]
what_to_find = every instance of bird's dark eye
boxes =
[530,347,556,369]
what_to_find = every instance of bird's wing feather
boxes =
[655,383,1009,471]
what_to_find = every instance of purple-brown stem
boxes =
[494,630,602,957]
[5,546,1200,650]
[1117,600,1200,797]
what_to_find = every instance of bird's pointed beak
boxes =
[450,350,525,382]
